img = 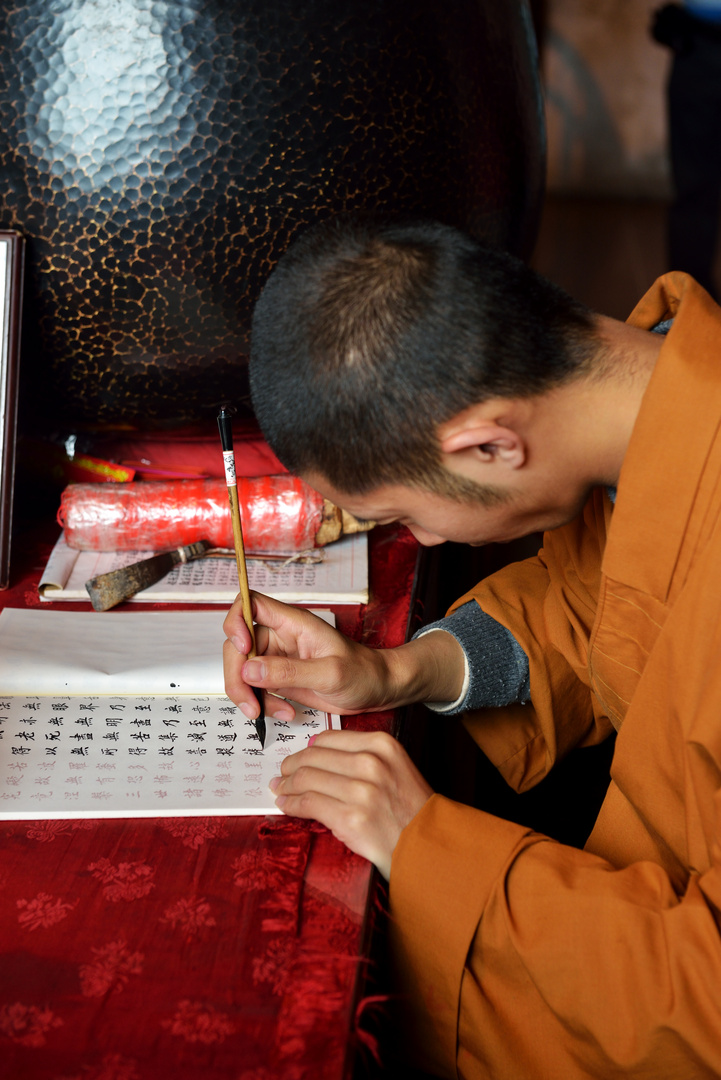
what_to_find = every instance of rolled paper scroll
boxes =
[57,476,373,554]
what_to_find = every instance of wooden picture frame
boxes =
[0,231,23,589]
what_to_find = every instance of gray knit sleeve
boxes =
[412,600,531,715]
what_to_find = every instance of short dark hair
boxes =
[249,216,598,499]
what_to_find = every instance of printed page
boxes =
[0,694,340,820]
[39,531,368,604]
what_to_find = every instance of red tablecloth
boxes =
[0,525,420,1080]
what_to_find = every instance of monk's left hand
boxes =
[269,729,433,880]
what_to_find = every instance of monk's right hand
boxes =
[223,592,468,722]
[223,592,398,720]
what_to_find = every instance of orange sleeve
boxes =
[450,488,614,792]
[390,794,721,1079]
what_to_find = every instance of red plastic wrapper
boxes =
[58,477,326,553]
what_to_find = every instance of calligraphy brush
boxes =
[217,406,266,748]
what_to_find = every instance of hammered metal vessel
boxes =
[0,0,545,425]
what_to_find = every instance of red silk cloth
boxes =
[0,524,420,1079]
[58,476,326,553]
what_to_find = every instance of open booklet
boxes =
[0,608,340,820]
[38,531,368,605]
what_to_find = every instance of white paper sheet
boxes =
[0,609,227,695]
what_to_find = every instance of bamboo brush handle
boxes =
[227,482,257,658]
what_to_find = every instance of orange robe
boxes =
[390,272,721,1079]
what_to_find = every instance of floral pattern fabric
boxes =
[0,525,419,1079]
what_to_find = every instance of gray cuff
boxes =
[413,600,531,715]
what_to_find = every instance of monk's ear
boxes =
[440,422,526,470]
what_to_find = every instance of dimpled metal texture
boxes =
[0,0,544,426]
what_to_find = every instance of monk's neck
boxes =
[571,314,663,488]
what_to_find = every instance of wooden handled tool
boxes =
[85,540,212,611]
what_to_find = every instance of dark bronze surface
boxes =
[0,1,545,426]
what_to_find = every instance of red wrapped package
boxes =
[58,476,328,553]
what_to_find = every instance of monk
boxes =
[223,216,721,1078]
